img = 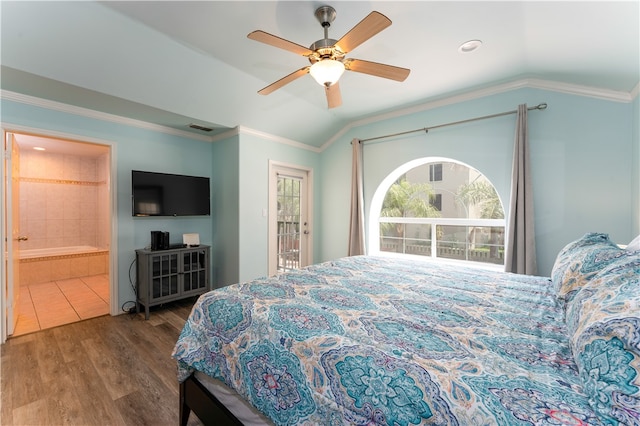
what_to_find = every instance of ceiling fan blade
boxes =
[345,59,410,82]
[335,11,391,54]
[248,30,313,57]
[325,82,342,109]
[258,67,310,95]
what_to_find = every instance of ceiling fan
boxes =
[248,5,410,109]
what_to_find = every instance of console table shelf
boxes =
[136,245,210,319]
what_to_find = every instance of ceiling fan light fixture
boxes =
[309,59,345,86]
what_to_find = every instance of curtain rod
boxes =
[360,103,547,143]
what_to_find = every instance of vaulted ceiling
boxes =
[1,1,638,148]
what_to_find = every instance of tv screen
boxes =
[132,170,210,217]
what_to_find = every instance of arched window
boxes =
[369,158,505,267]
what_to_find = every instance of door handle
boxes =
[17,236,28,241]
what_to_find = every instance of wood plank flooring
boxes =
[1,298,206,425]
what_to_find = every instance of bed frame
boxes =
[180,374,243,426]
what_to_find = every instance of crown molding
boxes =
[352,78,632,131]
[0,90,212,142]
[320,80,527,151]
[321,78,635,152]
[212,125,321,153]
[525,78,633,103]
[2,76,636,155]
[239,126,321,153]
[319,125,353,152]
[210,126,240,142]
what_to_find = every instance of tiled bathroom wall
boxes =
[18,149,109,250]
[97,152,110,249]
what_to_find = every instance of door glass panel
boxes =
[182,249,207,293]
[198,270,205,288]
[170,275,178,296]
[161,255,170,275]
[170,254,178,274]
[277,176,301,272]
[184,273,192,292]
[152,257,159,276]
[153,278,161,298]
[184,253,192,272]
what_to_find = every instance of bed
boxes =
[172,233,640,425]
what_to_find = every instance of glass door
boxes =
[277,175,302,271]
[269,163,312,275]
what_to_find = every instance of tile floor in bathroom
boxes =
[13,274,109,336]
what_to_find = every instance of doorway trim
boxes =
[268,160,313,276]
[0,124,118,343]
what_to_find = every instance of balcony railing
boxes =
[277,220,300,272]
[378,217,505,265]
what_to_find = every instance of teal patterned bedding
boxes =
[173,248,638,425]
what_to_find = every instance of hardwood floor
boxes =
[1,298,206,425]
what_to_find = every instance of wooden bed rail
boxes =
[180,374,243,426]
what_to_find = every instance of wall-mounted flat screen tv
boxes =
[132,170,210,217]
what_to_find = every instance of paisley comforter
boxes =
[173,255,603,425]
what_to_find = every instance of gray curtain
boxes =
[348,138,365,256]
[505,104,537,275]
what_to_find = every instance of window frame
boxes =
[368,157,506,269]
[429,163,443,181]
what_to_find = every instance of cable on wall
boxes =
[359,103,547,143]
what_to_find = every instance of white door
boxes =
[3,132,20,336]
[268,163,312,275]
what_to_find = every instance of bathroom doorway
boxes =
[3,132,112,336]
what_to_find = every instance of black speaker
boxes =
[150,231,162,250]
[151,231,170,250]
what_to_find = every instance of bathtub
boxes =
[19,246,109,285]
[20,245,106,259]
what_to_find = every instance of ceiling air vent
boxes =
[188,123,213,132]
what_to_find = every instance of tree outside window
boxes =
[378,160,504,265]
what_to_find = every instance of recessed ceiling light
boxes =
[33,147,46,151]
[458,39,482,53]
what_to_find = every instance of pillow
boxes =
[551,233,624,301]
[627,234,640,251]
[566,251,640,424]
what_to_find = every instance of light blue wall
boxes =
[1,98,214,311]
[2,84,636,303]
[1,96,322,308]
[237,133,321,282]
[211,134,240,288]
[319,88,635,276]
